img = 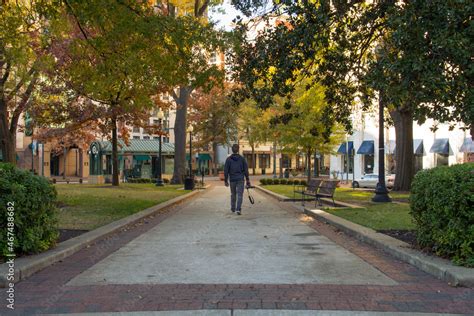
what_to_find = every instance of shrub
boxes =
[163,178,170,184]
[410,163,474,267]
[273,179,280,185]
[293,179,300,185]
[259,178,267,185]
[0,163,58,256]
[287,179,294,185]
[280,179,288,185]
[300,180,307,186]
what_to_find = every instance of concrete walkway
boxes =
[68,185,395,286]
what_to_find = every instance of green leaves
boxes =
[410,163,474,267]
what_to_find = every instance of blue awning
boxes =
[337,141,354,155]
[430,138,449,154]
[414,139,424,155]
[357,140,374,155]
[460,138,474,153]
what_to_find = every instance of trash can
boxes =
[284,168,290,178]
[184,177,195,190]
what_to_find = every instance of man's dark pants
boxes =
[230,180,245,211]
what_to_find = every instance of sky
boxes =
[209,0,241,30]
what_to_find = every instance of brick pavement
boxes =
[1,184,473,315]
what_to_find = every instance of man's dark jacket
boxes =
[224,154,250,183]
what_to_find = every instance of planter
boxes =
[218,171,225,181]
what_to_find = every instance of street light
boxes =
[184,125,195,190]
[187,125,194,177]
[372,44,391,203]
[155,108,164,186]
[372,92,392,202]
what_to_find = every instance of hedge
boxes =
[410,163,474,267]
[0,163,59,256]
[259,178,304,185]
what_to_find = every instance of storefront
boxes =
[89,139,174,182]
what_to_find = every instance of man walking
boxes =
[224,144,251,215]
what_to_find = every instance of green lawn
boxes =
[262,185,414,230]
[56,183,186,230]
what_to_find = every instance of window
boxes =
[132,126,140,133]
[282,154,291,169]
[259,154,270,169]
[143,136,150,140]
[244,154,256,168]
[153,119,160,126]
[436,153,449,166]
[363,155,374,174]
[210,52,217,64]
[414,154,423,172]
[161,93,170,101]
[341,155,354,174]
[163,136,170,143]
[133,136,140,139]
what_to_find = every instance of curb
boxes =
[255,185,363,208]
[0,186,208,288]
[304,208,474,288]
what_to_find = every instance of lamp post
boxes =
[155,108,164,186]
[187,125,194,177]
[372,44,391,203]
[372,90,392,202]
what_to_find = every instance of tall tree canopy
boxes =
[231,0,472,190]
[0,0,59,164]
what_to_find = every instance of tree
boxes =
[49,0,190,186]
[270,81,344,182]
[188,84,238,175]
[231,0,472,191]
[238,99,270,175]
[0,1,59,164]
[167,0,226,184]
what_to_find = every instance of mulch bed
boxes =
[378,229,417,246]
[58,229,89,243]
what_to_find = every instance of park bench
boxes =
[315,180,340,207]
[294,179,323,206]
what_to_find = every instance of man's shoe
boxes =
[236,210,241,215]
[231,209,235,213]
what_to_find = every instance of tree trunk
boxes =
[212,141,218,176]
[390,108,414,191]
[0,100,16,163]
[306,148,312,182]
[0,71,37,165]
[171,86,191,184]
[251,144,255,175]
[111,116,119,186]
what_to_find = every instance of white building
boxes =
[330,109,473,181]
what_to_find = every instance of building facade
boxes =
[329,109,473,182]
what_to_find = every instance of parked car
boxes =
[352,174,395,189]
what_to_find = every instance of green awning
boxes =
[198,153,212,161]
[134,155,151,161]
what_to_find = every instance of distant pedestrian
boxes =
[224,144,251,215]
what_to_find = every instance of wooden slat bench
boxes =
[315,180,340,206]
[296,179,323,206]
